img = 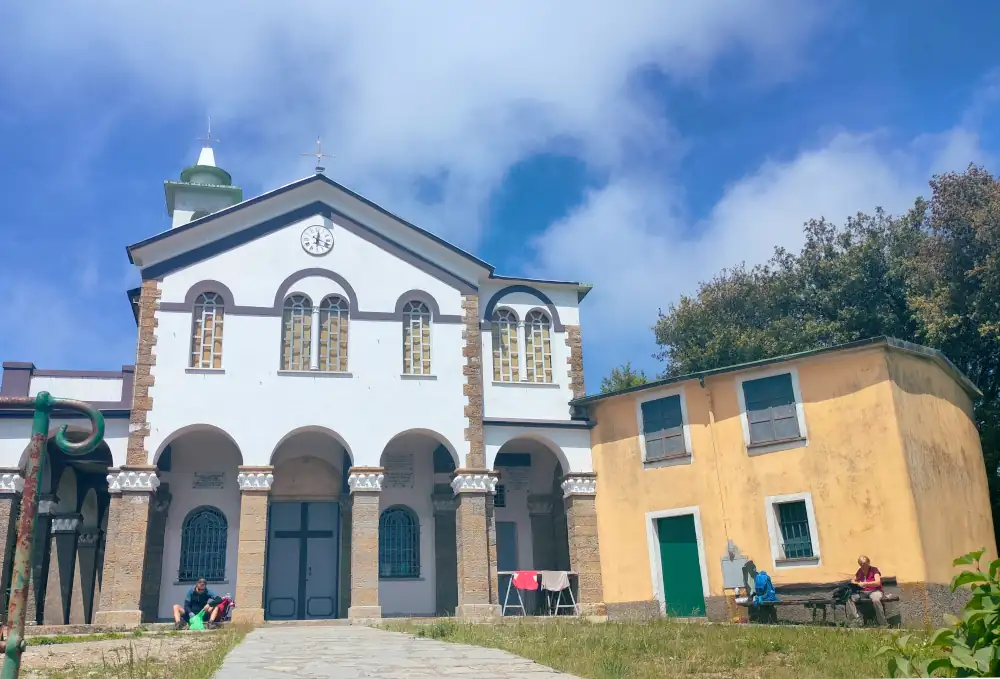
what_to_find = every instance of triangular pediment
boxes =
[128,174,492,292]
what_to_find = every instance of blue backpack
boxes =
[752,570,779,606]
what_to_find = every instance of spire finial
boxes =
[302,137,333,174]
[197,116,219,148]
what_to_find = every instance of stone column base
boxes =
[92,609,142,628]
[232,607,265,625]
[347,605,382,621]
[455,603,501,619]
[578,602,607,617]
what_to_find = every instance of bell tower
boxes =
[164,121,243,228]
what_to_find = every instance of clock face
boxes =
[300,225,334,256]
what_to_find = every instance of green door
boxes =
[656,514,706,617]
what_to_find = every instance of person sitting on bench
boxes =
[173,578,222,629]
[847,555,887,627]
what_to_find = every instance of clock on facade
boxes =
[300,224,334,256]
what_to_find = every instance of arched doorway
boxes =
[266,428,352,621]
[153,425,243,622]
[378,430,460,617]
[492,436,572,615]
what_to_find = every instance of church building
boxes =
[0,144,603,625]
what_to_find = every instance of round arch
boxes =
[268,425,354,467]
[378,428,460,468]
[152,424,244,466]
[490,432,571,473]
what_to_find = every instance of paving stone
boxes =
[212,625,581,678]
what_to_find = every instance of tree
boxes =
[652,166,1000,542]
[600,362,649,393]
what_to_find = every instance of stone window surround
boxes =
[764,491,822,570]
[734,365,809,456]
[634,385,694,468]
[644,505,711,617]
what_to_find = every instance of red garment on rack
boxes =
[511,571,540,590]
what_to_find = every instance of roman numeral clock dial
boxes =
[301,224,334,256]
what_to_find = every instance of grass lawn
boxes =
[21,623,250,679]
[388,619,906,679]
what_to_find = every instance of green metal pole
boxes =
[0,393,104,679]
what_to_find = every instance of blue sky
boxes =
[0,1,998,392]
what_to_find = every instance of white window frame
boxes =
[190,292,225,371]
[735,365,809,456]
[491,307,521,383]
[645,506,710,617]
[635,386,693,468]
[402,300,434,377]
[764,491,821,570]
[523,308,554,384]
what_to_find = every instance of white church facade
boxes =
[0,146,603,625]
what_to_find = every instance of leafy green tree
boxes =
[600,362,649,393]
[652,166,1000,541]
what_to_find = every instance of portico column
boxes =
[561,473,605,616]
[452,469,501,619]
[73,527,100,624]
[233,467,273,624]
[0,471,24,618]
[27,495,58,626]
[347,467,383,620]
[93,468,159,627]
[44,514,81,625]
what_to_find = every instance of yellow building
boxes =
[575,337,997,627]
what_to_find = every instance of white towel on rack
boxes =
[539,570,571,592]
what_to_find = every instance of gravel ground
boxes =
[19,632,219,677]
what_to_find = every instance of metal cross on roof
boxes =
[302,136,333,174]
[197,117,219,147]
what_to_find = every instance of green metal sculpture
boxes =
[0,392,105,679]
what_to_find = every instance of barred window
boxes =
[491,308,520,382]
[318,295,349,372]
[379,506,419,578]
[281,294,313,371]
[190,293,224,369]
[178,506,227,582]
[524,309,553,383]
[402,301,432,375]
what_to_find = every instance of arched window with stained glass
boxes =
[281,294,313,371]
[491,307,520,382]
[191,292,225,369]
[378,505,420,578]
[402,301,432,375]
[524,309,553,383]
[178,506,227,582]
[318,295,349,372]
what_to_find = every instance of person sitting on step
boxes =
[847,555,888,627]
[173,578,222,630]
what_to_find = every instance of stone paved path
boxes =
[213,625,582,678]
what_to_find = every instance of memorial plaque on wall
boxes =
[193,472,225,490]
[384,451,414,488]
[504,466,530,490]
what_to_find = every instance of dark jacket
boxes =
[184,586,218,613]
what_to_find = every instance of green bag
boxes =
[188,610,206,630]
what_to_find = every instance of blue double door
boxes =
[264,501,340,620]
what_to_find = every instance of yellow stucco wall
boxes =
[591,346,986,607]
[886,352,997,583]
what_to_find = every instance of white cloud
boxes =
[0,0,825,248]
[528,126,993,377]
[6,1,989,387]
